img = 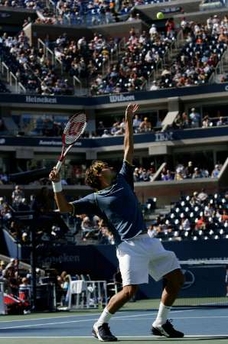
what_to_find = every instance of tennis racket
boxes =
[55,112,87,173]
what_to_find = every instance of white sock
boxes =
[152,302,171,327]
[95,307,113,327]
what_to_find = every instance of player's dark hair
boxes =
[85,160,107,190]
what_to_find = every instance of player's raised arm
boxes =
[123,103,139,164]
[49,167,73,214]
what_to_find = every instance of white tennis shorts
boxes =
[116,234,180,286]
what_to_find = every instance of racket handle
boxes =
[55,160,62,173]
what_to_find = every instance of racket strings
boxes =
[64,113,87,145]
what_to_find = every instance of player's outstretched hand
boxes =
[125,103,139,117]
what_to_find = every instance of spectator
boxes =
[192,167,202,179]
[150,80,159,91]
[211,164,221,178]
[149,23,157,38]
[18,277,31,314]
[165,18,175,39]
[195,215,207,230]
[180,216,191,232]
[98,219,115,245]
[3,259,19,296]
[189,108,201,128]
[197,188,208,203]
[161,168,173,181]
[132,114,142,133]
[101,129,111,137]
[173,113,183,129]
[190,192,200,207]
[175,163,186,180]
[216,116,224,126]
[139,168,150,182]
[181,112,190,128]
[204,202,215,218]
[185,161,194,179]
[202,115,212,128]
[201,167,210,178]
[133,167,140,182]
[11,185,25,210]
[139,117,152,132]
[80,214,100,241]
[57,271,70,306]
[220,209,228,223]
[97,121,105,136]
[0,261,6,278]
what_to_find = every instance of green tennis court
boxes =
[0,299,228,344]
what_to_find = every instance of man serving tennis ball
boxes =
[49,103,184,341]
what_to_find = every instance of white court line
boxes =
[0,311,188,329]
[0,335,228,339]
[1,311,228,330]
[0,309,189,324]
[0,309,190,324]
[0,318,94,330]
[1,309,198,324]
[0,312,102,323]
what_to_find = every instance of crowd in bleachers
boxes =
[90,22,176,95]
[149,190,228,242]
[0,256,76,313]
[150,14,228,89]
[0,7,228,96]
[3,185,228,248]
[0,1,227,244]
[0,258,33,314]
[0,184,71,246]
[131,161,222,182]
[0,174,117,245]
[2,184,228,247]
[0,31,74,95]
[9,0,172,26]
[87,13,228,94]
[0,154,223,188]
[159,161,222,181]
[0,107,226,138]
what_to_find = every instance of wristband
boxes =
[52,181,62,193]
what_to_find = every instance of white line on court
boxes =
[0,335,228,339]
[1,310,228,330]
[0,309,188,324]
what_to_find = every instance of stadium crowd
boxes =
[148,189,228,242]
[1,183,228,249]
[0,103,228,138]
[0,7,228,96]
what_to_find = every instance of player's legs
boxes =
[107,284,138,313]
[161,268,184,306]
[148,239,185,338]
[92,235,184,341]
[92,285,138,341]
[92,238,146,341]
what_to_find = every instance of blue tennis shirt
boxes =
[71,160,147,245]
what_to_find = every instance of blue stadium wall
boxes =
[4,237,228,299]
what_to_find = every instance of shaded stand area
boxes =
[12,210,57,312]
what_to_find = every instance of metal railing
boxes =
[73,75,82,95]
[38,38,64,74]
[212,48,228,82]
[1,61,26,94]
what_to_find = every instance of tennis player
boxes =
[49,103,185,341]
